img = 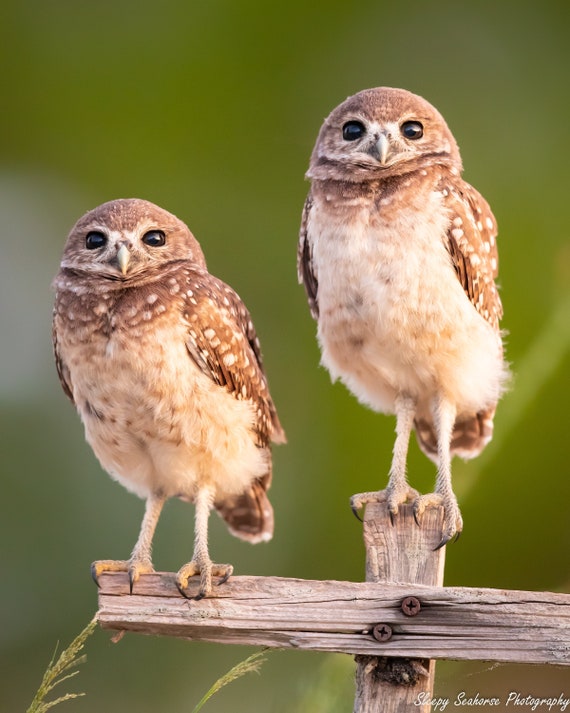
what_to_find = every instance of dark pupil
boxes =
[342,121,365,141]
[402,121,423,139]
[85,231,106,249]
[142,230,165,247]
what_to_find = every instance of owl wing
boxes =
[52,319,75,404]
[443,179,503,330]
[415,178,504,461]
[297,192,319,319]
[182,269,284,544]
[183,270,285,447]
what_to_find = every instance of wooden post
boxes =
[353,502,445,713]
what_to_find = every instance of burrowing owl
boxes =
[298,87,508,546]
[53,198,285,598]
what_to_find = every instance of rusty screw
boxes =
[401,596,421,617]
[372,623,393,642]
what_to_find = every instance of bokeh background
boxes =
[2,0,569,711]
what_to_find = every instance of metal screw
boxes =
[401,596,421,617]
[372,623,393,642]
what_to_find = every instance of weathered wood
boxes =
[97,571,570,665]
[354,502,446,713]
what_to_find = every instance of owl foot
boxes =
[412,493,463,549]
[176,560,234,600]
[350,486,420,523]
[91,557,155,593]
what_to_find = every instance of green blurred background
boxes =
[1,0,569,710]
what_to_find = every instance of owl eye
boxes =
[401,121,424,139]
[85,231,107,250]
[342,121,366,141]
[142,230,166,247]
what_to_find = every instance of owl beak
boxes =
[116,243,131,275]
[375,133,390,165]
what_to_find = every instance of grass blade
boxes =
[26,616,97,713]
[191,649,267,713]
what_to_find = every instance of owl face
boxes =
[308,87,462,182]
[59,198,206,281]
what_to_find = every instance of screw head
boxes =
[401,596,421,616]
[372,623,393,642]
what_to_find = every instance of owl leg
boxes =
[351,394,419,520]
[91,492,165,593]
[413,396,463,548]
[176,487,233,600]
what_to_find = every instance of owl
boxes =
[298,87,509,546]
[53,198,285,599]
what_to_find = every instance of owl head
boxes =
[58,198,207,282]
[307,87,462,183]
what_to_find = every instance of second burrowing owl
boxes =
[298,87,509,546]
[53,198,285,598]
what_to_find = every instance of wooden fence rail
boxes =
[96,503,570,712]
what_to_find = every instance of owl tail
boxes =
[215,476,274,544]
[414,407,496,463]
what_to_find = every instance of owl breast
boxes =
[54,288,267,502]
[309,190,504,418]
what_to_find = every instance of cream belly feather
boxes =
[309,192,505,422]
[61,313,267,503]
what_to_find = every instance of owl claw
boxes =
[350,488,420,524]
[435,530,460,550]
[216,568,233,587]
[351,504,363,522]
[349,491,387,520]
[413,508,421,527]
[91,558,154,592]
[413,492,463,549]
[90,563,102,588]
[176,561,233,599]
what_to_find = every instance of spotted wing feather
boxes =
[297,193,319,319]
[443,180,503,330]
[182,269,284,447]
[415,178,503,461]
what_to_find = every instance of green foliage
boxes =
[191,650,267,713]
[26,623,267,713]
[26,618,97,713]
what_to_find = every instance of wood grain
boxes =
[354,502,446,712]
[97,571,570,665]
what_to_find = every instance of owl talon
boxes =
[385,485,420,520]
[176,561,233,599]
[350,490,388,518]
[350,487,420,524]
[216,566,234,587]
[90,563,102,588]
[434,530,461,550]
[351,504,363,522]
[413,509,421,527]
[413,492,463,548]
[91,558,154,592]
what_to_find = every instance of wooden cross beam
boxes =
[96,572,570,663]
[96,503,570,713]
